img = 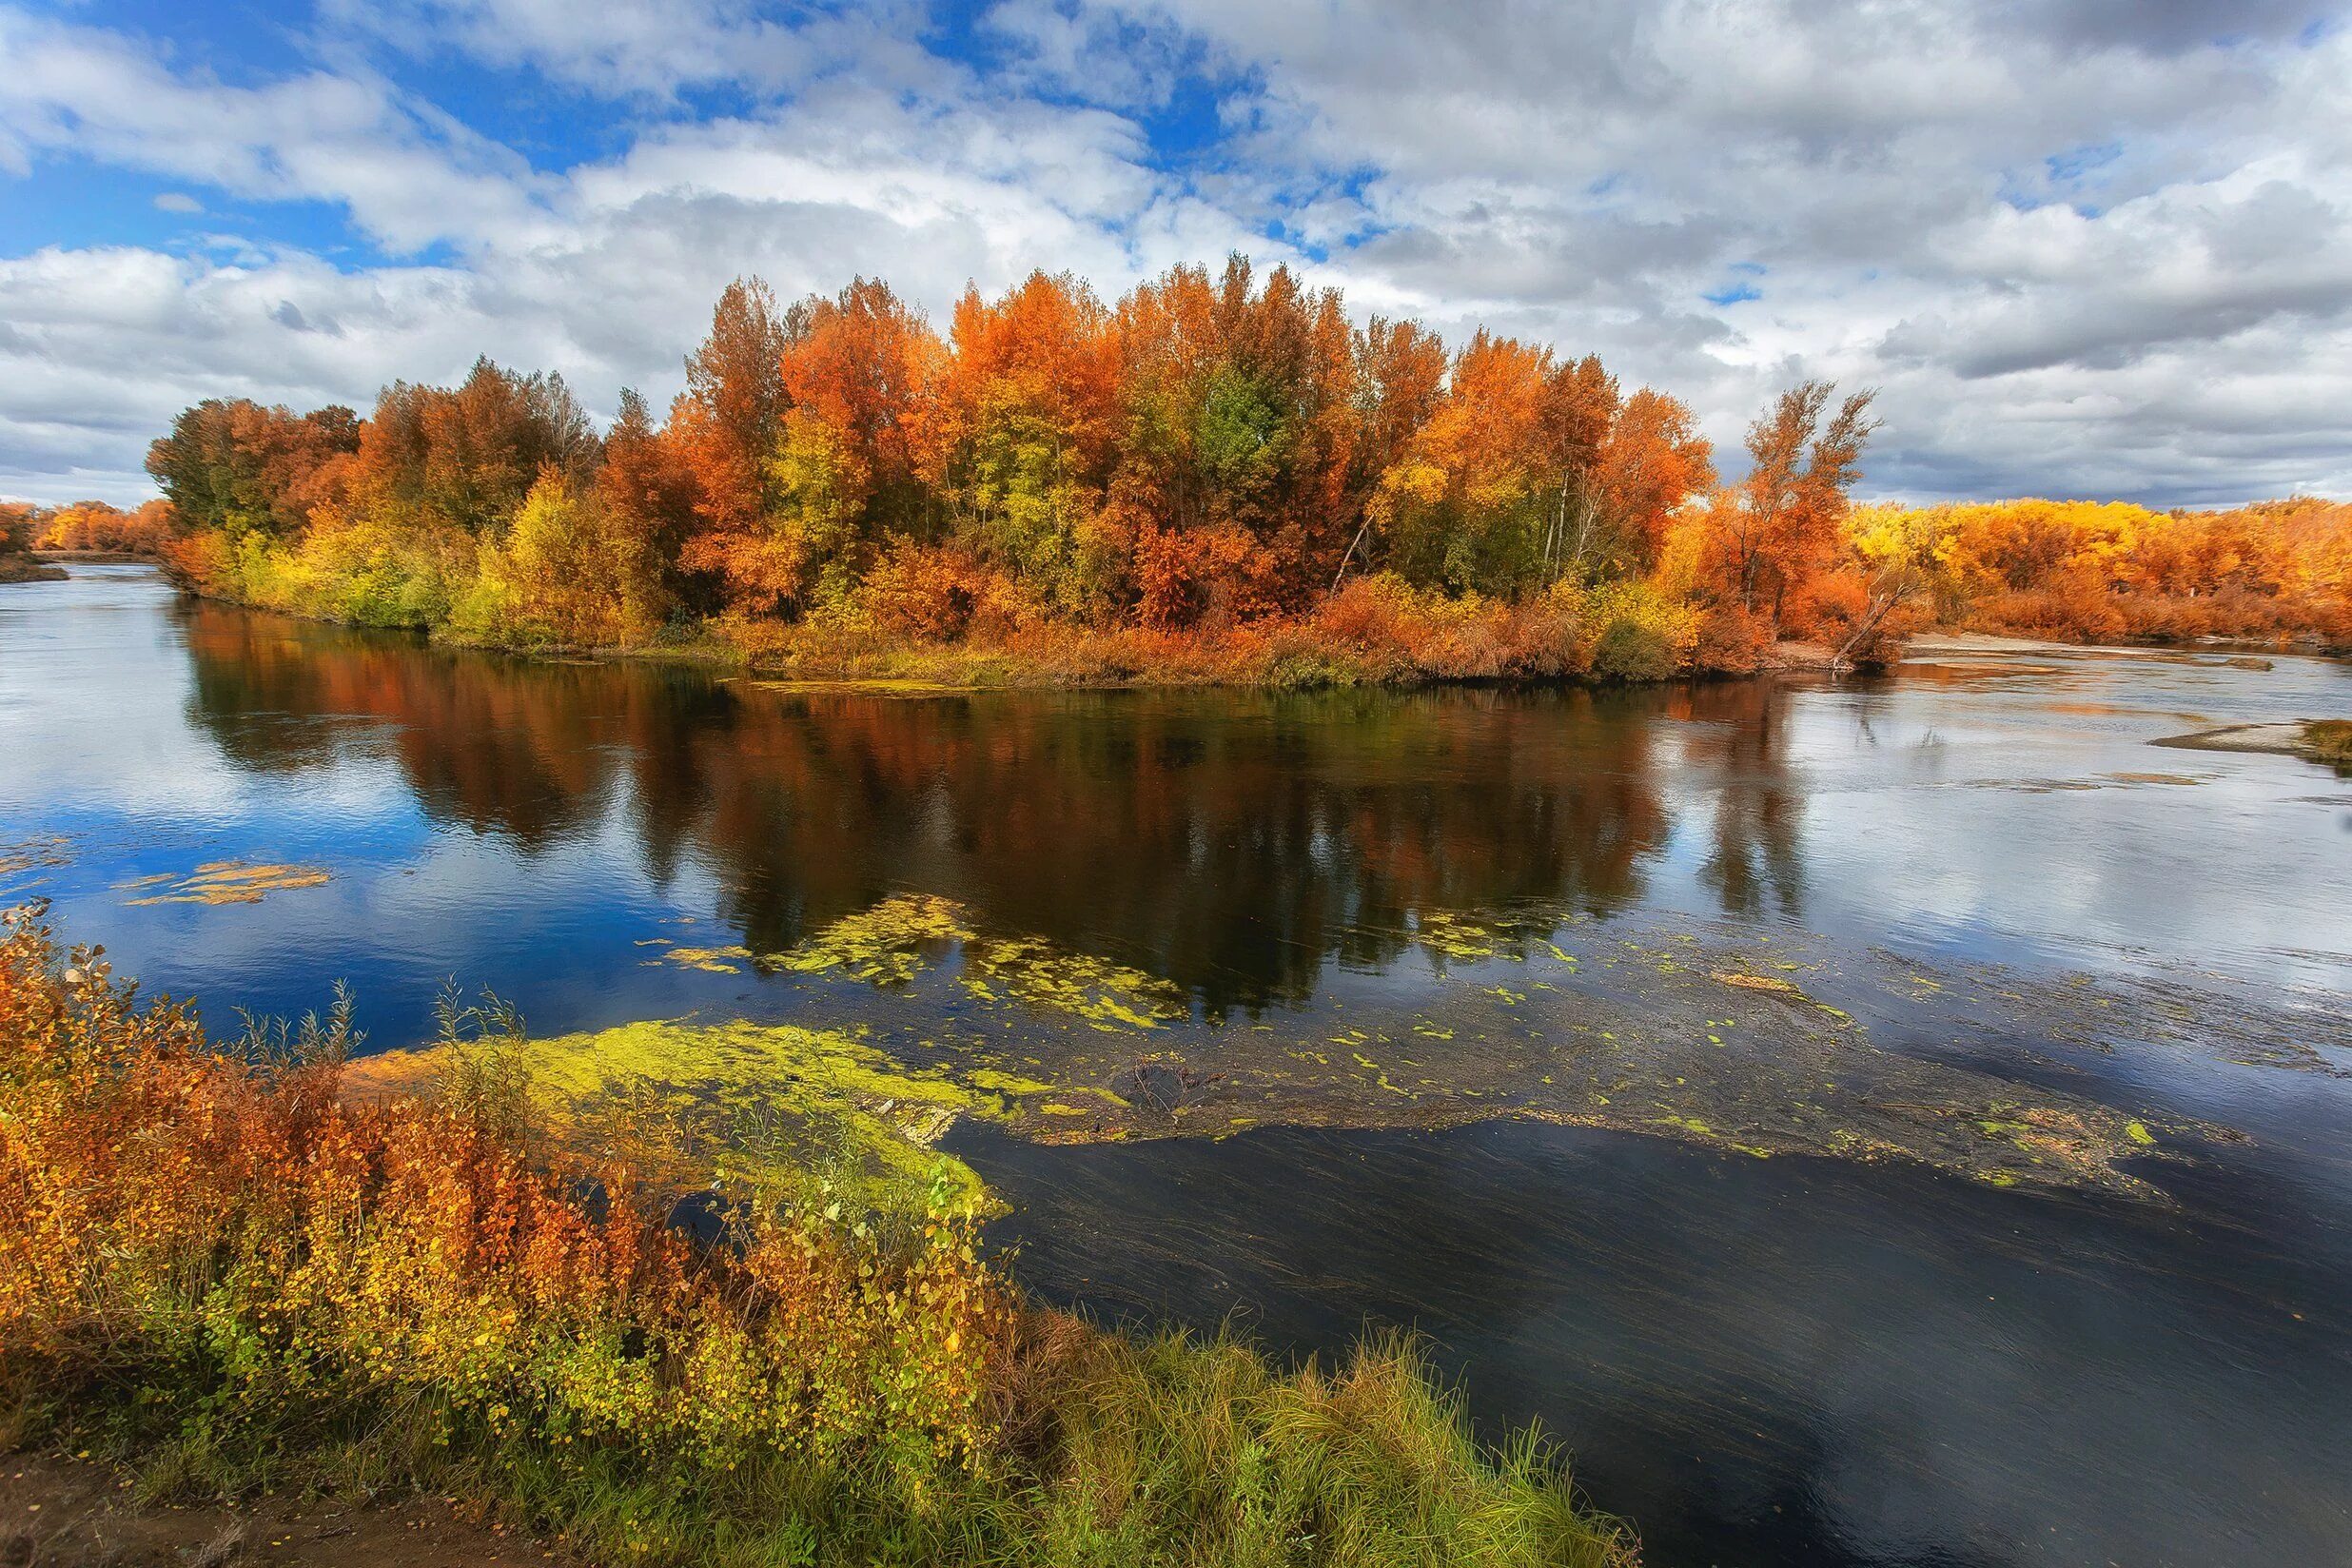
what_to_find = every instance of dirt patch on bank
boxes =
[0,1453,556,1568]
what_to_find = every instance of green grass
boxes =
[2299,720,2352,772]
[1,904,1636,1568]
[11,1322,1634,1568]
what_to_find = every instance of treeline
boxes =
[146,258,1893,681]
[132,256,2350,677]
[1,497,178,557]
[1858,496,2352,648]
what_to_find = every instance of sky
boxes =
[1,0,2347,508]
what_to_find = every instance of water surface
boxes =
[4,564,2348,1566]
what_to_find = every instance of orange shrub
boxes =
[1134,524,1284,629]
[1692,605,1768,674]
[0,902,1009,1472]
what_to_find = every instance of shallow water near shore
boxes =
[5,563,2350,1566]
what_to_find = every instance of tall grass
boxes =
[0,902,1636,1567]
[2300,720,2352,772]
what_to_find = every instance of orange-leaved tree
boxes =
[1702,380,1878,626]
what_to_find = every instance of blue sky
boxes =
[2,0,2347,506]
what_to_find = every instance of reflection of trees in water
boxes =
[1683,681,1806,920]
[183,604,1690,1010]
[184,604,624,850]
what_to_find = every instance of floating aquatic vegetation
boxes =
[1411,910,1517,963]
[765,893,971,986]
[346,1016,1042,1214]
[347,894,2287,1208]
[119,860,331,906]
[926,918,2235,1197]
[1401,905,1586,968]
[959,933,1186,1031]
[1708,968,1851,1022]
[637,938,755,973]
[764,892,1183,1030]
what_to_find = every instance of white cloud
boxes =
[1035,0,2352,503]
[317,0,945,102]
[151,191,204,214]
[1,0,2348,508]
[0,8,551,252]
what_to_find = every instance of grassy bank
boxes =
[167,539,1832,689]
[2301,720,2352,771]
[0,554,67,584]
[0,503,69,582]
[0,903,1636,1567]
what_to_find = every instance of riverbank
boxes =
[2154,717,2352,771]
[0,1451,547,1568]
[152,554,1841,690]
[0,555,66,584]
[0,905,1637,1568]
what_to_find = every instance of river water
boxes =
[3,563,2347,1567]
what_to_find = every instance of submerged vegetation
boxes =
[0,903,1636,1566]
[356,892,2225,1205]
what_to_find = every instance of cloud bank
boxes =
[1,0,2345,506]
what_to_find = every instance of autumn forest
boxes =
[10,257,2320,685]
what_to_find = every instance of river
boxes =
[3,563,2347,1567]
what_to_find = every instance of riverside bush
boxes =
[0,903,1636,1567]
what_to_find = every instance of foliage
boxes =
[453,472,671,649]
[0,906,1637,1565]
[25,499,177,555]
[93,256,2352,676]
[1690,382,1879,620]
[140,260,2352,670]
[147,399,361,539]
[2299,720,2352,772]
[0,904,1004,1479]
[1854,495,2352,649]
[0,505,68,581]
[145,257,1775,681]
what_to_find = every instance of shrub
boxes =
[0,902,1006,1491]
[1692,605,1767,674]
[2301,720,2352,772]
[0,906,1641,1566]
[1589,619,1676,682]
[451,475,669,650]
